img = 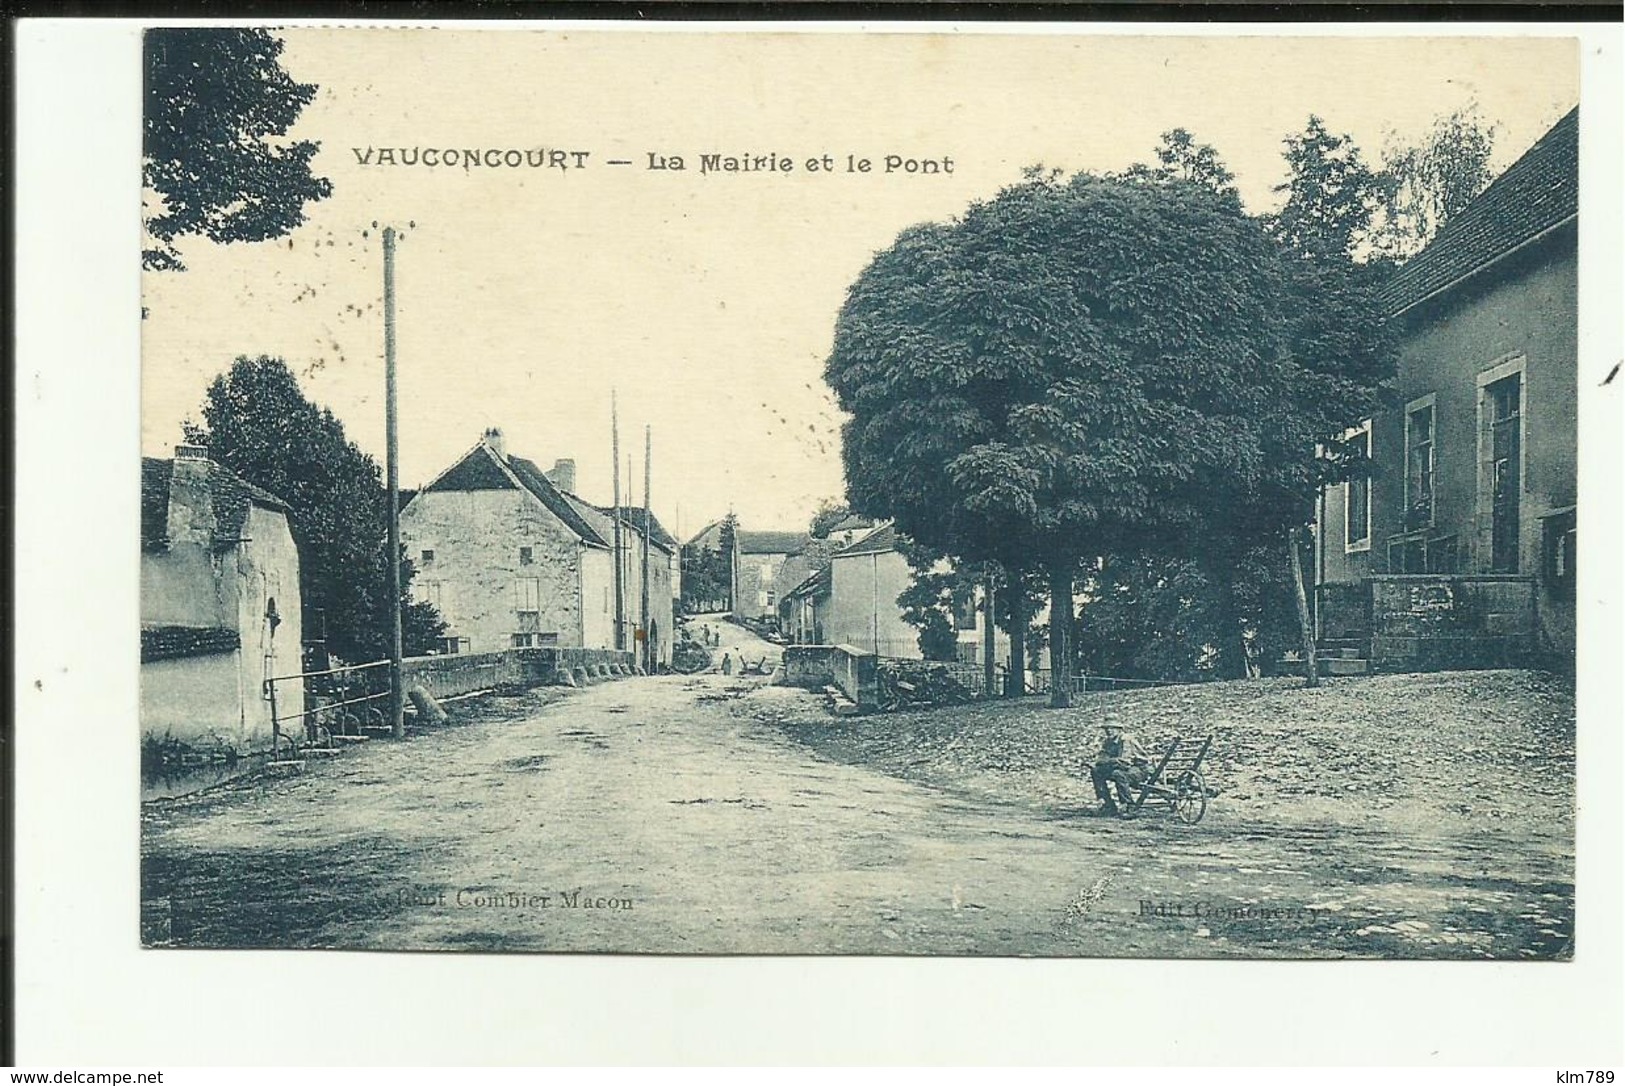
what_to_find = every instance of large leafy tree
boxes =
[144,28,332,271]
[827,170,1393,703]
[183,356,443,662]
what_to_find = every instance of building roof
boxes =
[828,513,874,533]
[140,455,291,552]
[140,625,241,663]
[601,506,679,554]
[737,530,811,556]
[784,563,832,601]
[414,438,674,554]
[1380,106,1579,318]
[833,522,901,558]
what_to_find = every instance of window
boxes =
[436,636,468,655]
[1405,397,1436,530]
[1344,421,1372,551]
[1486,372,1523,572]
[512,631,558,649]
[415,580,444,611]
[420,548,435,568]
[519,546,534,566]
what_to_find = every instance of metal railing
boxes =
[264,659,391,756]
[1026,669,1179,696]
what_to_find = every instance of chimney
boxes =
[546,457,577,495]
[481,426,507,462]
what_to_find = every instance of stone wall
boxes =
[1368,574,1537,671]
[401,646,637,699]
[780,645,837,689]
[831,645,878,706]
[875,655,987,697]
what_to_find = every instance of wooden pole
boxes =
[384,226,405,739]
[641,425,652,672]
[611,392,625,652]
[1048,562,1073,709]
[1289,525,1321,688]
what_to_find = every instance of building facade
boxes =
[140,447,304,755]
[1316,107,1578,668]
[401,429,674,668]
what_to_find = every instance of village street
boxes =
[142,616,1573,958]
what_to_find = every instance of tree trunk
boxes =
[1006,579,1027,698]
[982,568,997,698]
[1048,562,1073,709]
[1203,551,1248,680]
[1288,526,1321,689]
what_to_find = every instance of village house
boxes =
[141,446,304,756]
[784,522,1011,668]
[400,428,674,668]
[687,520,811,623]
[1315,106,1577,670]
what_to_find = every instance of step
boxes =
[1323,658,1369,677]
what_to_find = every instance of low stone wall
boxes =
[831,645,878,706]
[402,646,637,698]
[1367,575,1537,672]
[780,645,837,690]
[875,656,986,698]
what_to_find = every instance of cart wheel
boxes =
[1174,770,1207,824]
[364,706,385,730]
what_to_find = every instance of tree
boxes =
[827,170,1394,703]
[1122,128,1241,206]
[680,543,732,613]
[183,356,443,663]
[1269,115,1387,261]
[808,498,852,539]
[144,28,332,271]
[1372,106,1498,262]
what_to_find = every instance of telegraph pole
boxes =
[641,425,652,672]
[384,225,405,739]
[611,392,625,652]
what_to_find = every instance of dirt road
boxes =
[142,644,1572,958]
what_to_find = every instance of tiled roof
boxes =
[784,563,832,600]
[601,506,679,554]
[737,530,811,556]
[140,455,291,552]
[140,625,241,663]
[834,523,900,558]
[1380,106,1578,318]
[506,455,612,548]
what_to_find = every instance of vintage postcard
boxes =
[136,26,1584,959]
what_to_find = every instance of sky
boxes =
[140,28,1580,539]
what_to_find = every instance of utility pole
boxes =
[383,225,405,739]
[641,425,652,672]
[611,392,625,652]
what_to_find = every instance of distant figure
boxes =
[1091,723,1146,817]
[721,652,733,676]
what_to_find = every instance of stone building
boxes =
[1315,106,1578,669]
[140,446,304,755]
[401,429,674,668]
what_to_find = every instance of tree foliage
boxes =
[680,543,732,613]
[1269,115,1387,261]
[144,28,332,271]
[183,356,443,662]
[808,498,853,539]
[1121,128,1241,206]
[827,168,1394,694]
[1371,106,1499,262]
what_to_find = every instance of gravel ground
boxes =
[744,668,1576,959]
[140,645,1574,959]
